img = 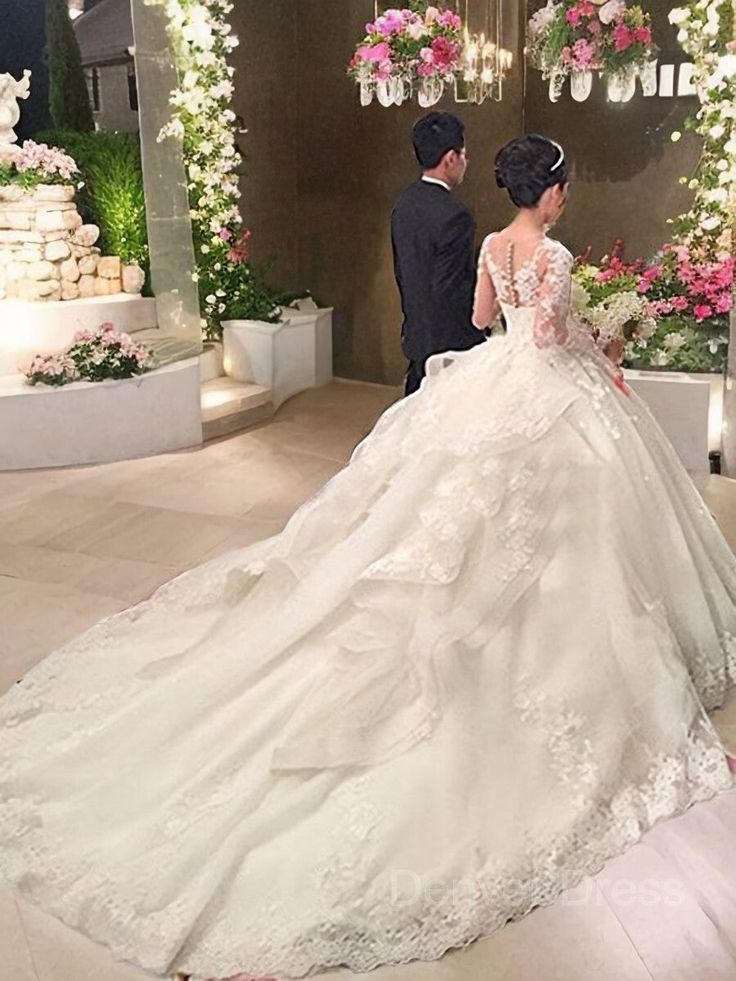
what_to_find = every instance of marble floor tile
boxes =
[0,493,137,548]
[69,507,246,568]
[0,890,38,981]
[0,578,124,693]
[0,540,175,604]
[18,899,155,981]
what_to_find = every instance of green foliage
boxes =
[44,0,94,132]
[0,165,67,191]
[222,272,283,326]
[625,316,727,374]
[35,129,149,273]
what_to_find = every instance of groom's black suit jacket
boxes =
[391,179,485,366]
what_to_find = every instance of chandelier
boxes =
[348,1,515,107]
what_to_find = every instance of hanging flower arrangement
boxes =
[526,0,658,102]
[348,3,464,107]
[668,0,736,259]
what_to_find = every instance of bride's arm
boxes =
[472,238,499,330]
[534,245,573,348]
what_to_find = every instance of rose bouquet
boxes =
[573,247,656,362]
[348,3,463,104]
[0,140,79,191]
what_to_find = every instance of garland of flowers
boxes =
[143,0,279,336]
[668,0,736,256]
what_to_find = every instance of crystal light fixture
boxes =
[457,28,513,102]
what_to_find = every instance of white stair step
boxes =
[200,377,273,440]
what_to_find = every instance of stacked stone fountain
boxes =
[0,184,141,302]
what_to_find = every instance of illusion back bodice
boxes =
[473,233,575,349]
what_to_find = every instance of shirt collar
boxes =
[421,176,451,192]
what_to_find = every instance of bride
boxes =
[1,134,735,981]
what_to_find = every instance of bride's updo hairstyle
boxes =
[494,134,567,209]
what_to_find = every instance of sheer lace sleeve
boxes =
[534,244,573,348]
[472,236,499,329]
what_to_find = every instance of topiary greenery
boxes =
[44,0,94,132]
[35,129,149,277]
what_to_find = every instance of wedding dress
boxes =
[1,236,735,981]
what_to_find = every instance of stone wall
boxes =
[0,184,132,301]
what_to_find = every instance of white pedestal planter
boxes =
[624,369,723,473]
[222,307,333,409]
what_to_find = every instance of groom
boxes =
[391,112,485,397]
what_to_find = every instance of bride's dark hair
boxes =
[494,135,568,209]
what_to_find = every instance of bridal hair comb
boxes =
[550,142,565,172]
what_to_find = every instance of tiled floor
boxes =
[1,380,735,981]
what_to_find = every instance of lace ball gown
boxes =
[0,236,734,980]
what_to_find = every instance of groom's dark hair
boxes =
[412,113,465,169]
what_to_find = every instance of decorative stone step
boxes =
[201,377,273,441]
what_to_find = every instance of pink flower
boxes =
[218,228,233,242]
[613,22,633,51]
[374,57,394,81]
[355,41,390,63]
[439,10,462,29]
[636,279,651,293]
[693,304,713,321]
[570,38,598,69]
[633,26,651,45]
[561,45,573,65]
[650,300,672,315]
[670,296,689,311]
[424,6,440,23]
[588,19,602,34]
[430,35,460,72]
[715,294,733,314]
[642,265,662,282]
[566,7,582,26]
[375,10,404,36]
[595,268,617,282]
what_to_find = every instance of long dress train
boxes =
[0,236,734,980]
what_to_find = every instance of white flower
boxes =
[651,350,672,367]
[709,123,725,139]
[663,331,687,351]
[668,7,690,24]
[599,0,625,25]
[706,187,729,204]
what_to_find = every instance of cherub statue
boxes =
[0,69,32,158]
